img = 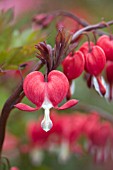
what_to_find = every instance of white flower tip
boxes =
[41,119,53,132]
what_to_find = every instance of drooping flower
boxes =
[80,42,106,77]
[62,51,84,99]
[15,70,78,132]
[62,51,85,81]
[80,42,106,96]
[97,35,113,61]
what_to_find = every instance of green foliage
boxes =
[0,9,45,71]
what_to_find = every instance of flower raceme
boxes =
[15,70,78,132]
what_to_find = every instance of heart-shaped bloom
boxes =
[15,70,78,132]
[62,51,85,81]
[80,43,106,76]
[80,42,106,96]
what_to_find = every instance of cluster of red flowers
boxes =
[14,34,113,133]
[27,111,113,163]
[62,35,113,100]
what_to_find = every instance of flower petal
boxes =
[23,71,45,107]
[47,70,69,107]
[14,103,39,112]
[55,99,79,110]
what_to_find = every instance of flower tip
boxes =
[41,119,53,132]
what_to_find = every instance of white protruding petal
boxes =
[92,76,107,97]
[41,95,53,132]
[41,108,53,132]
[70,80,75,95]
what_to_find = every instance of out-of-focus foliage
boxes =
[0,9,44,70]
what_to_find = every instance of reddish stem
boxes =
[0,61,43,158]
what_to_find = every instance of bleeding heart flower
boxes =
[15,70,78,132]
[80,42,106,96]
[80,43,106,76]
[62,51,85,81]
[97,35,113,61]
[62,51,85,99]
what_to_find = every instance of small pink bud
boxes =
[97,35,113,61]
[62,51,85,81]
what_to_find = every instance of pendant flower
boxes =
[80,42,106,96]
[62,51,85,81]
[15,70,78,132]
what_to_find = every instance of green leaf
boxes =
[0,44,36,70]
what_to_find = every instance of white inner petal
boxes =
[41,96,53,132]
[70,80,75,95]
[42,95,53,110]
[92,76,102,96]
[92,76,107,97]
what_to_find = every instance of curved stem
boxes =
[49,10,107,36]
[0,60,44,157]
[71,20,113,42]
[51,10,89,27]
